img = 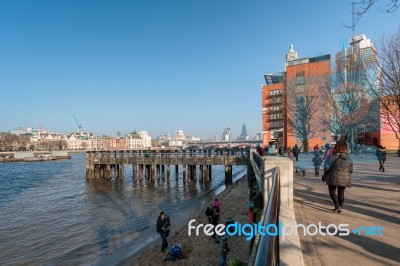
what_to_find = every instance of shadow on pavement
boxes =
[327,228,400,263]
[295,189,400,225]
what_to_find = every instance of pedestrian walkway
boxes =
[293,155,400,265]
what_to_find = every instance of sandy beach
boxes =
[121,175,251,266]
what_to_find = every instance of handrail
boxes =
[248,150,281,266]
[253,166,280,266]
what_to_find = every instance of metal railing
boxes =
[249,150,281,266]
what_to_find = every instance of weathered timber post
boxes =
[160,164,164,179]
[145,165,150,180]
[175,165,179,179]
[89,152,93,178]
[86,152,94,179]
[151,152,155,181]
[156,165,160,180]
[132,151,137,180]
[200,165,203,181]
[208,165,212,180]
[106,151,111,179]
[139,164,144,180]
[95,153,100,178]
[224,148,232,186]
[119,151,124,179]
[166,151,170,180]
[225,164,232,186]
[114,151,118,177]
[193,165,197,181]
[85,152,89,178]
[182,149,187,181]
[187,165,192,181]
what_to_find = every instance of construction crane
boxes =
[72,114,83,133]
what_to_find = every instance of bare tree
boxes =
[319,42,382,152]
[0,133,32,151]
[349,0,400,27]
[285,75,330,152]
[372,28,400,151]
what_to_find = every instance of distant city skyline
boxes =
[1,1,399,139]
[7,123,256,141]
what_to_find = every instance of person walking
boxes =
[376,145,387,172]
[212,198,221,212]
[156,212,171,252]
[312,152,323,176]
[293,144,300,161]
[211,207,220,241]
[313,144,320,154]
[324,144,353,213]
[323,143,333,175]
[219,236,230,266]
[278,145,283,156]
[287,146,292,158]
[205,204,213,224]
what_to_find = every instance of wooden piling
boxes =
[106,151,111,179]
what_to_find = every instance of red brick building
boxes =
[262,46,332,151]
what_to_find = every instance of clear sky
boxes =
[0,0,399,139]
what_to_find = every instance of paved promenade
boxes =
[292,154,400,266]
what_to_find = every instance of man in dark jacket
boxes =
[325,144,353,213]
[205,204,213,224]
[376,145,387,172]
[157,212,170,252]
[293,144,300,161]
[211,208,220,240]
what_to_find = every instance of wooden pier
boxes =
[85,148,249,185]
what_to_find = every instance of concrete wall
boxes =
[264,156,293,207]
[14,152,34,159]
[52,151,69,157]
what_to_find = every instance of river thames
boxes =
[0,153,246,265]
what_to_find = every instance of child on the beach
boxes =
[163,244,183,261]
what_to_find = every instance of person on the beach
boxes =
[156,211,170,252]
[205,204,213,224]
[163,244,183,261]
[212,198,221,212]
[211,207,220,240]
[219,236,230,266]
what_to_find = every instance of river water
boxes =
[0,153,246,265]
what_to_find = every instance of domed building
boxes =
[176,127,185,140]
[168,127,187,147]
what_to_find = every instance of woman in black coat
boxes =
[325,144,353,213]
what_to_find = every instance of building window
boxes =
[296,71,305,86]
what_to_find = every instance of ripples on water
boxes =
[0,153,246,265]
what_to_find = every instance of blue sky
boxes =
[0,1,399,139]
